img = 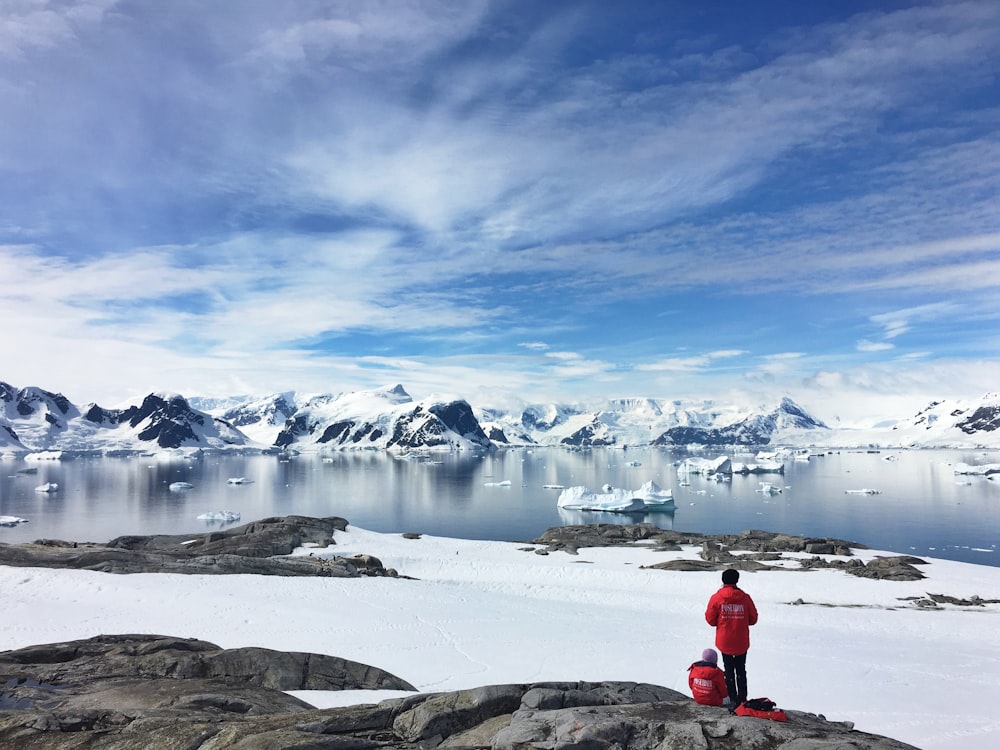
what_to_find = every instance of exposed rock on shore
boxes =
[0,516,926,581]
[0,515,397,577]
[528,524,927,580]
[0,637,916,749]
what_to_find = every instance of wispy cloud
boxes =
[1,1,998,415]
[637,350,747,373]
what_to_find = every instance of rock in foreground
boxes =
[0,636,915,749]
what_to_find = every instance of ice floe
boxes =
[557,480,675,513]
[196,511,241,522]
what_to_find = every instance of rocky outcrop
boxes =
[797,554,928,581]
[530,525,861,558]
[0,515,398,578]
[0,649,917,749]
[527,524,926,580]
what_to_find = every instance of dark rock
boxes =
[0,632,919,748]
[529,525,872,577]
[0,635,417,749]
[0,678,909,750]
[798,555,927,581]
[0,516,400,578]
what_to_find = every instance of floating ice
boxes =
[169,482,194,491]
[845,488,882,495]
[227,477,254,485]
[952,462,1000,476]
[0,515,28,526]
[25,451,64,462]
[557,480,674,513]
[484,480,512,487]
[196,510,241,522]
[677,456,732,476]
[34,482,59,493]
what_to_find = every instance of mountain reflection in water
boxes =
[1,447,997,567]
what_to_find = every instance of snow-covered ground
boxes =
[2,526,998,749]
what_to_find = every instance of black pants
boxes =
[721,652,747,703]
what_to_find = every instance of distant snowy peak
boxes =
[478,395,825,448]
[1,382,78,426]
[651,397,827,447]
[6,377,999,454]
[83,393,249,450]
[1,381,248,454]
[892,392,1000,441]
[272,386,489,451]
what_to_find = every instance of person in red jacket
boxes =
[687,648,728,706]
[705,568,758,705]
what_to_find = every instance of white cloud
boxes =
[856,339,895,352]
[637,350,746,373]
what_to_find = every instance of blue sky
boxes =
[1,0,998,424]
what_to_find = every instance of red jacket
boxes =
[687,661,728,706]
[705,584,758,655]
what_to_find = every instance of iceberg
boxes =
[676,456,732,476]
[756,481,782,494]
[196,511,241,522]
[34,482,59,493]
[0,515,28,527]
[169,481,194,491]
[732,460,784,474]
[25,451,65,462]
[952,462,1000,476]
[845,488,882,495]
[557,480,675,513]
[226,477,254,485]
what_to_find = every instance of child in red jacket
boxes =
[687,648,728,706]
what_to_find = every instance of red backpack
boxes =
[734,697,788,722]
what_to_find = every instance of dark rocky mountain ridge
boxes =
[4,379,1000,454]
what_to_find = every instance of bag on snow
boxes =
[734,697,788,722]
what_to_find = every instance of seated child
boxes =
[687,648,728,706]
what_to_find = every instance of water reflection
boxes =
[558,507,675,529]
[1,448,999,565]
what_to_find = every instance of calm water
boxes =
[2,447,998,566]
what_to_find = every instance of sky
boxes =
[1,0,999,425]
[2,524,998,749]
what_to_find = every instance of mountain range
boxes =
[2,379,999,456]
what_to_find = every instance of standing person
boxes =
[687,648,728,706]
[705,568,758,706]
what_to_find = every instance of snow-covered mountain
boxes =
[4,378,1000,456]
[885,393,1000,445]
[271,384,492,452]
[189,392,297,445]
[476,396,827,448]
[1,382,248,455]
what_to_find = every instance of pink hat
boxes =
[701,648,718,664]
